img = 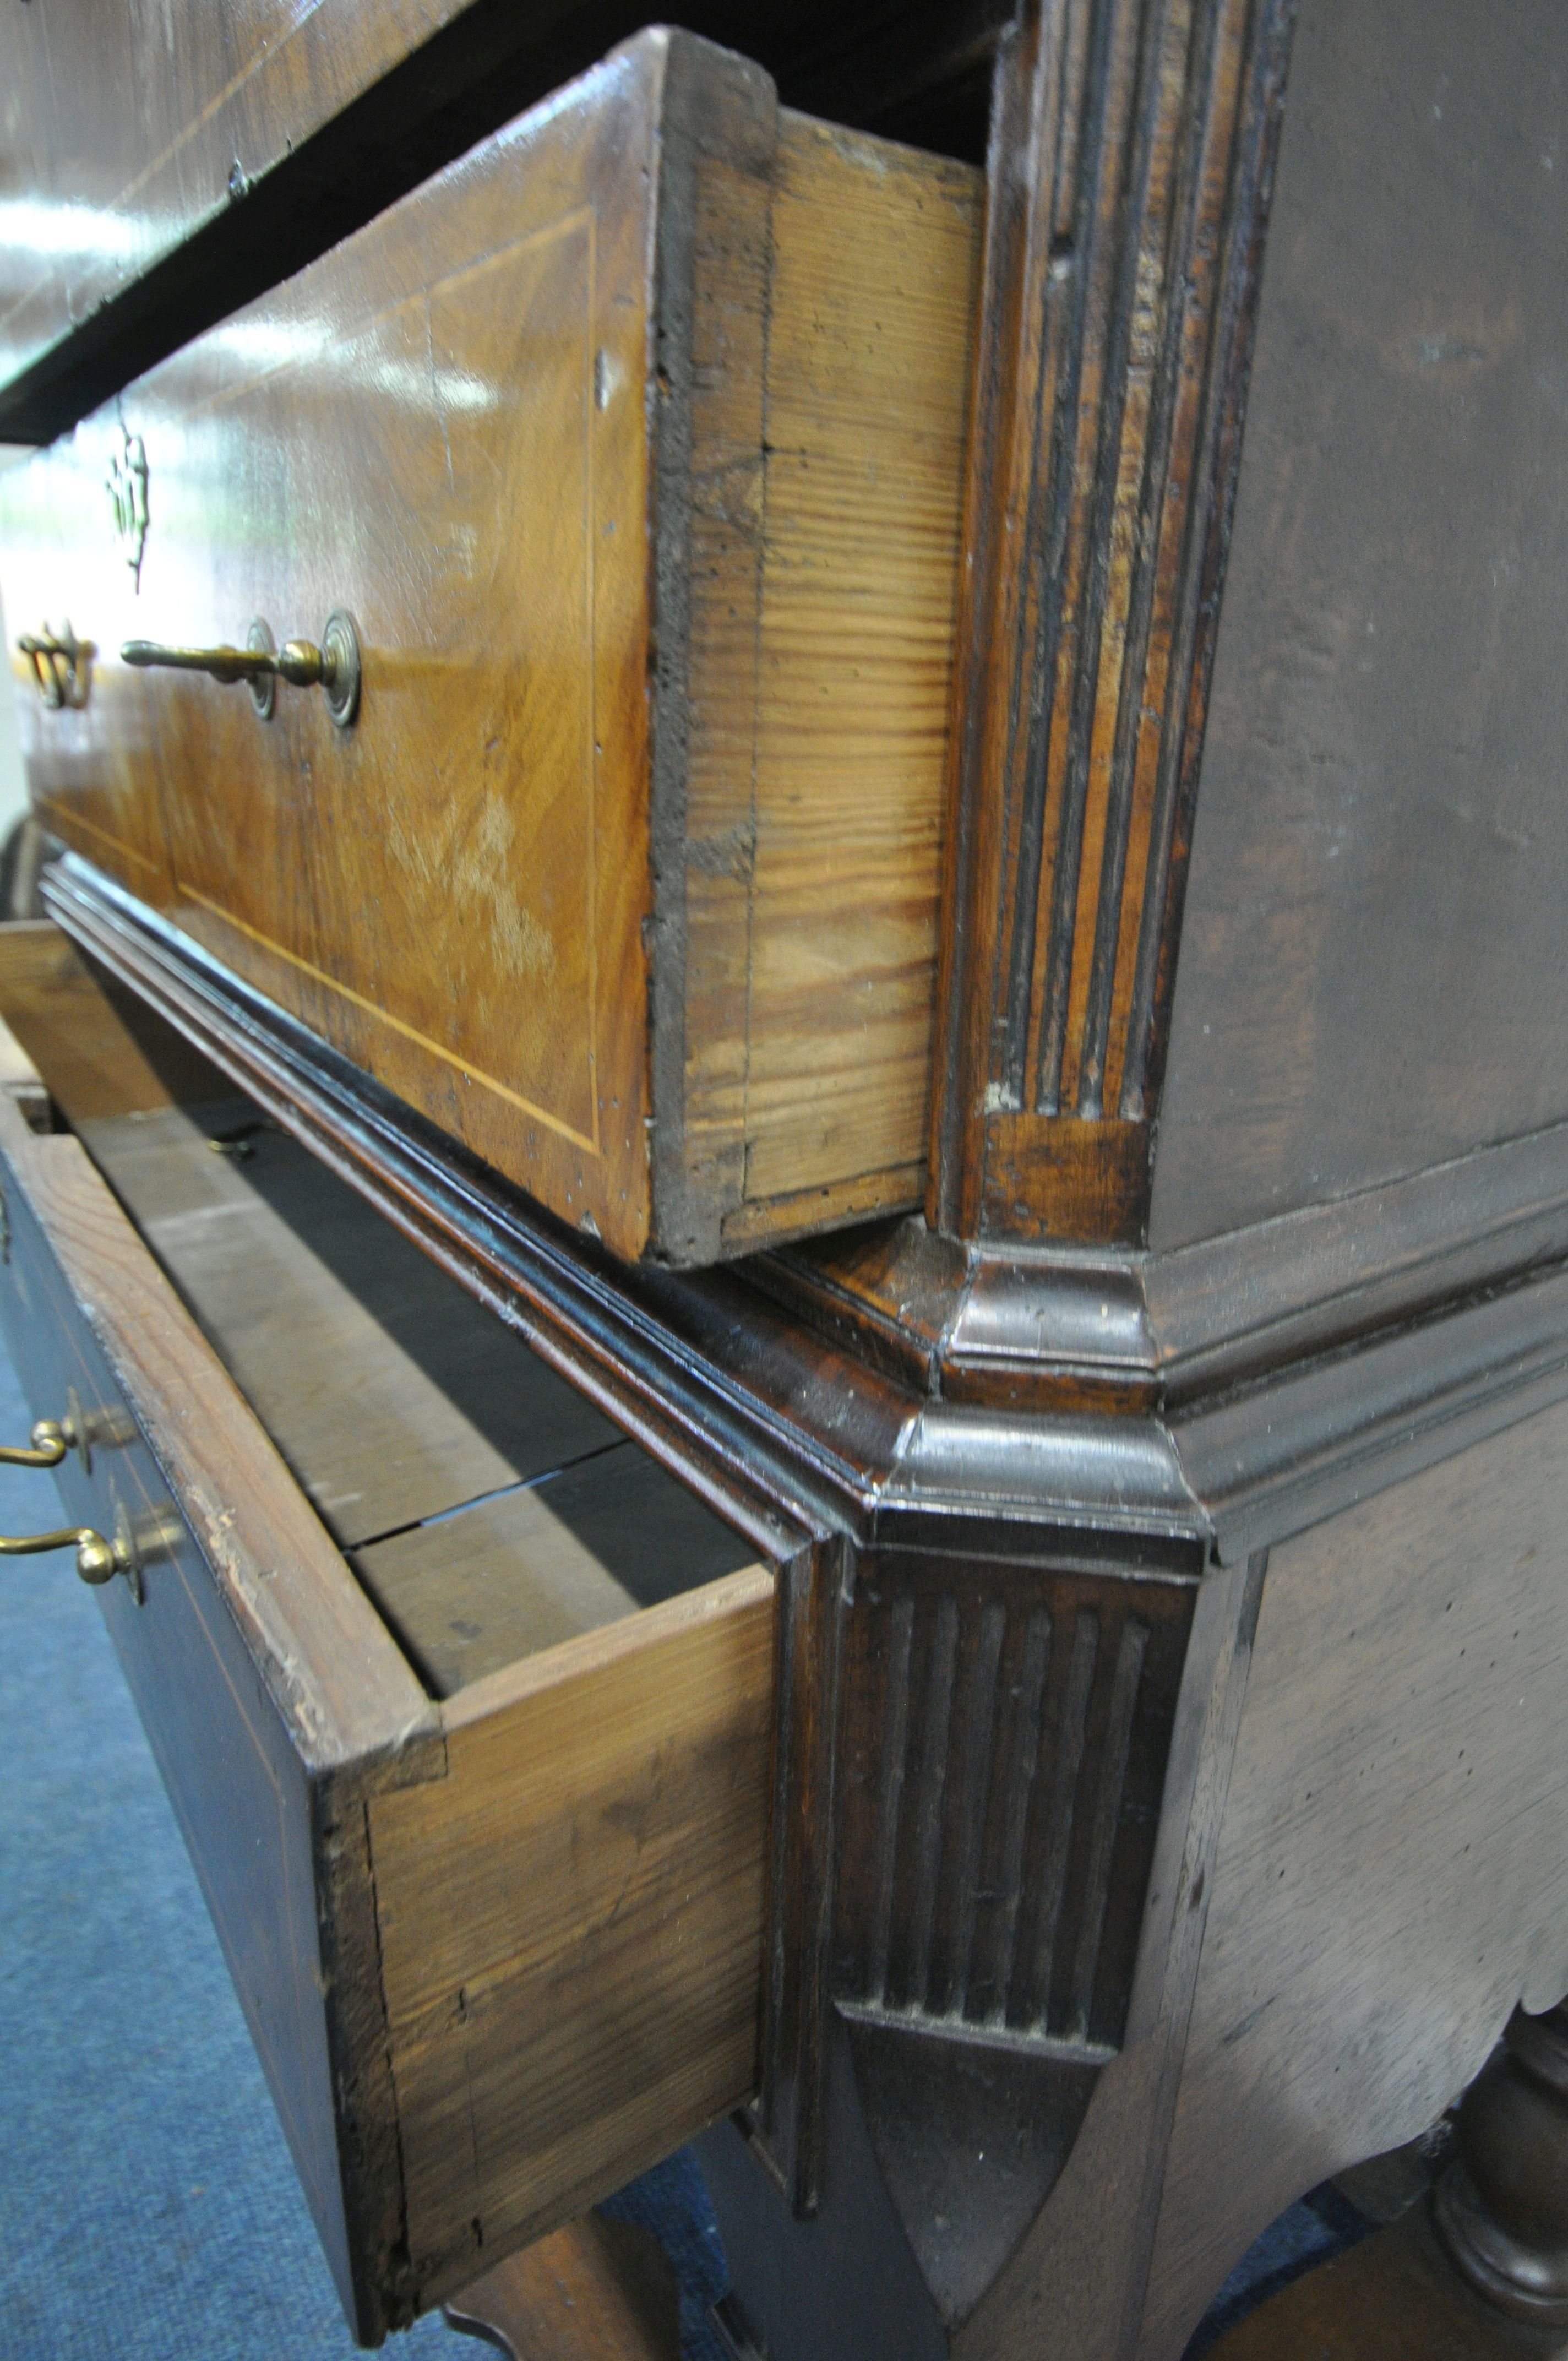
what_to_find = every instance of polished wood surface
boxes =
[445,2213,682,2360]
[1,32,981,1265]
[0,0,491,422]
[0,922,776,2337]
[0,0,1004,445]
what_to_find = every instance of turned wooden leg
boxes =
[1435,2003,1568,2325]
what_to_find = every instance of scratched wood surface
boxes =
[0,31,981,1266]
[1140,1395,1568,2360]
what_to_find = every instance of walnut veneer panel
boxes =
[0,0,521,425]
[0,31,981,1264]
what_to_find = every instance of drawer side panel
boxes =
[367,1566,776,2304]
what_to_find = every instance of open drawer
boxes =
[0,919,775,2343]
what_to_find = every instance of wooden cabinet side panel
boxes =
[1139,1395,1568,2361]
[727,120,982,1244]
[366,1568,776,2306]
[1149,0,1568,1253]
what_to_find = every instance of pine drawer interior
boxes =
[0,916,775,2341]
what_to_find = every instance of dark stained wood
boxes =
[444,2213,682,2360]
[2,35,980,1265]
[1149,0,1568,1254]
[0,1086,437,2340]
[928,0,1296,1248]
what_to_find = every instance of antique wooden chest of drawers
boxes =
[1,30,982,1266]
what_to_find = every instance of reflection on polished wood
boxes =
[1209,2204,1568,2361]
[0,31,981,1264]
[0,0,503,429]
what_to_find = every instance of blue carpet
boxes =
[0,1319,1365,2357]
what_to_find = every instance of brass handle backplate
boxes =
[17,621,94,710]
[122,608,361,727]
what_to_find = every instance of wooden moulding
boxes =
[44,866,1568,1582]
[0,924,776,2343]
[0,31,981,1267]
[929,0,1298,1248]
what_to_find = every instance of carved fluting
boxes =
[836,1560,1195,2050]
[930,0,1297,1244]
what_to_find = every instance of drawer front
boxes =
[0,1058,775,2336]
[0,0,551,436]
[3,36,669,1260]
[1,31,981,1265]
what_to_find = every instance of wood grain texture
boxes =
[0,921,228,1122]
[353,1443,759,1696]
[368,1566,776,2303]
[0,1087,436,2336]
[0,0,460,406]
[1150,0,1568,1253]
[1140,1397,1568,2360]
[928,0,1296,1247]
[0,0,1000,445]
[77,1101,620,1549]
[0,917,778,2333]
[1,31,981,1267]
[726,116,981,1221]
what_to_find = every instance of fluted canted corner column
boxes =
[1435,2001,1568,2324]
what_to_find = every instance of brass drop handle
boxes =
[0,1415,75,1468]
[121,608,361,726]
[0,1522,127,1586]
